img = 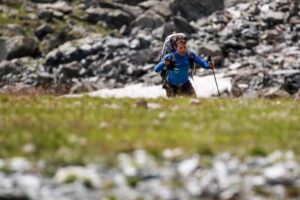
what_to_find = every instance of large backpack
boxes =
[160,33,196,85]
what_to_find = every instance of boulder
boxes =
[0,38,7,61]
[0,60,17,78]
[114,0,147,6]
[131,10,164,30]
[282,73,300,94]
[85,7,133,29]
[171,0,224,21]
[31,0,57,2]
[98,1,143,18]
[34,24,53,40]
[0,36,40,60]
[172,16,196,34]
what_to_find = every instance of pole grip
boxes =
[208,56,212,62]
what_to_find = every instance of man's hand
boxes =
[207,56,215,69]
[164,60,170,65]
[208,61,215,69]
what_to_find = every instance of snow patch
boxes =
[66,75,232,99]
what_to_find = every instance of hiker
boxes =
[154,34,215,97]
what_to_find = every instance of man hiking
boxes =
[154,34,215,97]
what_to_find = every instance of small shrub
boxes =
[249,147,267,157]
[64,175,77,184]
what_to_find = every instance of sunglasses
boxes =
[173,36,187,46]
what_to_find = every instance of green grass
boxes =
[0,96,300,166]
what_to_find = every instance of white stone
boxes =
[263,164,287,180]
[214,160,229,189]
[9,157,31,172]
[117,153,137,176]
[178,156,199,177]
[14,175,41,197]
[54,166,101,188]
[147,103,161,109]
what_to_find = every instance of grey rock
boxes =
[1,36,40,60]
[37,1,72,15]
[0,38,8,62]
[37,9,53,21]
[104,36,129,50]
[114,0,147,6]
[151,1,173,18]
[37,71,55,86]
[70,80,96,94]
[197,43,223,63]
[282,73,300,94]
[1,24,26,37]
[225,0,254,8]
[261,87,290,99]
[224,38,245,49]
[0,60,17,77]
[85,8,132,29]
[98,1,143,18]
[34,24,54,40]
[31,0,57,2]
[58,61,82,79]
[171,0,224,21]
[132,10,164,30]
[261,11,286,25]
[172,16,196,34]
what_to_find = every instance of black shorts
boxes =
[164,81,196,97]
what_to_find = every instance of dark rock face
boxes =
[171,0,224,21]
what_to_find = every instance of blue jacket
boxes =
[154,51,209,85]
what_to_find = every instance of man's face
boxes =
[175,42,187,56]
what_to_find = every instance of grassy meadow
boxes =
[0,95,300,167]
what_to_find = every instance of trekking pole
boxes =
[208,56,221,98]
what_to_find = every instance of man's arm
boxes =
[193,53,209,69]
[188,51,210,69]
[154,59,165,73]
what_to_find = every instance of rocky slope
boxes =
[0,0,299,97]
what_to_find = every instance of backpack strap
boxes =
[160,53,176,87]
[187,50,195,69]
[187,51,196,80]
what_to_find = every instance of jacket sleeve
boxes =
[154,54,170,73]
[191,52,209,69]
